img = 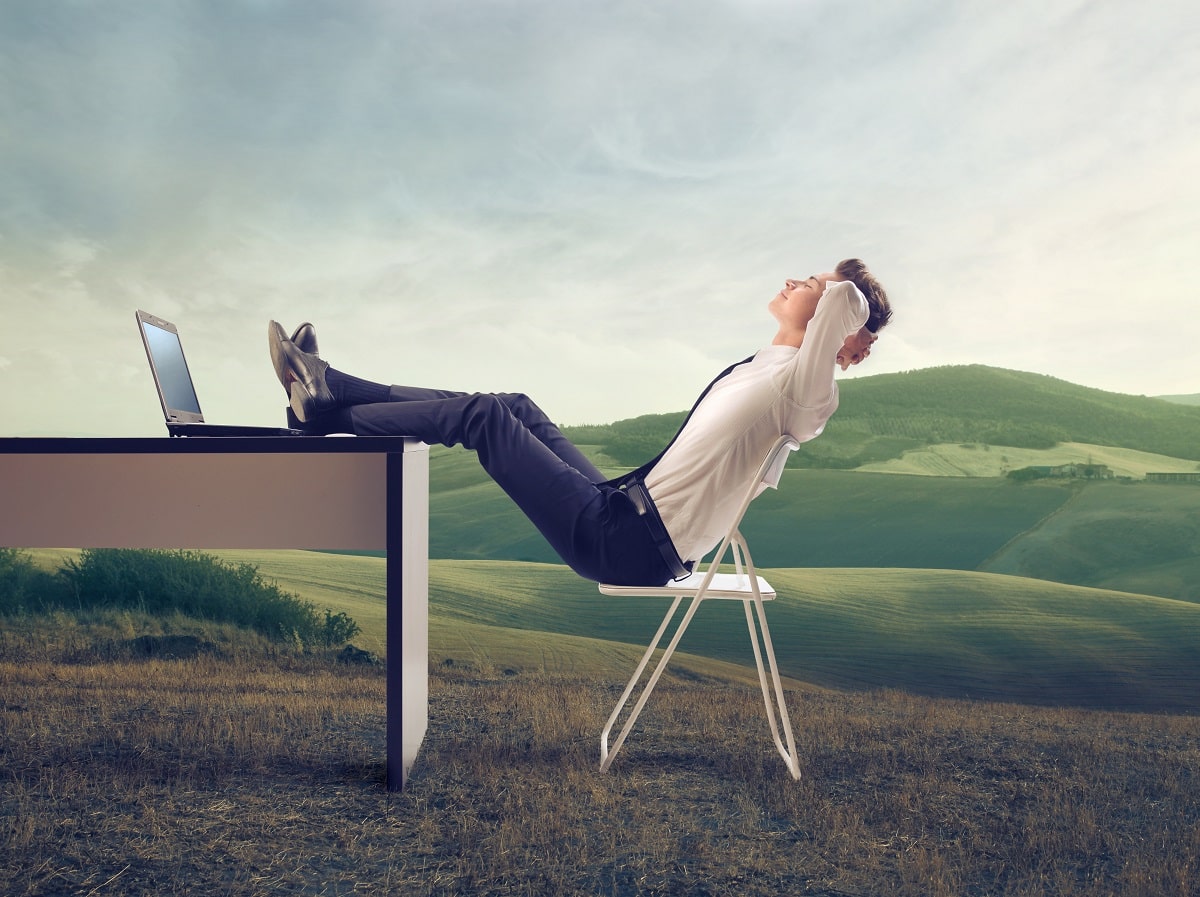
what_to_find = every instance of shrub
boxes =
[978,422,1065,450]
[0,548,66,614]
[56,549,359,648]
[322,609,361,646]
[1007,467,1051,482]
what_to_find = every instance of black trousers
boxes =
[337,385,675,586]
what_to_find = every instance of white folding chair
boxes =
[598,434,801,779]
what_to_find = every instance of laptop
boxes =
[136,309,303,437]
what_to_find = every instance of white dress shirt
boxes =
[644,280,869,564]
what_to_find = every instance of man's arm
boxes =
[789,280,869,407]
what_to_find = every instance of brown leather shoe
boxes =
[268,321,320,394]
[277,335,334,423]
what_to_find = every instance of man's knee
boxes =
[496,392,548,424]
[460,393,511,442]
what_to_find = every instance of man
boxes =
[269,259,891,586]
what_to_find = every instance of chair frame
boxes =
[598,435,801,778]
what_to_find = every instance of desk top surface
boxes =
[0,436,425,455]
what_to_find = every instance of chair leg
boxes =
[743,598,801,779]
[600,595,703,773]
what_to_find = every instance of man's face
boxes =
[769,271,879,367]
[836,326,877,370]
[768,273,835,332]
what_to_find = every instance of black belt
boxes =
[609,472,691,581]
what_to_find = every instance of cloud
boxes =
[1,0,1198,437]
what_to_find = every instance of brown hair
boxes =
[836,258,892,333]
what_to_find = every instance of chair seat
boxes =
[599,572,775,600]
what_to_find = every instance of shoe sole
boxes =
[268,321,291,392]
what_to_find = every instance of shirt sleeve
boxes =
[787,279,870,408]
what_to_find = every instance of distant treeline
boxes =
[563,365,1200,468]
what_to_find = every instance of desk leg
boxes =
[386,449,429,791]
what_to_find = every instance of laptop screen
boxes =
[138,313,202,418]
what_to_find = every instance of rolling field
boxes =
[418,560,1200,712]
[425,444,1200,602]
[982,481,1200,602]
[857,440,1200,478]
[28,548,1195,714]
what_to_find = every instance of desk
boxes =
[0,436,427,791]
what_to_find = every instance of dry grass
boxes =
[2,622,1199,897]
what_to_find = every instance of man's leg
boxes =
[274,341,667,581]
[348,392,617,575]
[335,375,606,483]
[493,392,605,483]
[275,331,603,480]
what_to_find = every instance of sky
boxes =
[2,0,1198,437]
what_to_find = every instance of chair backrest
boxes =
[728,434,800,532]
[761,435,799,490]
[692,434,799,583]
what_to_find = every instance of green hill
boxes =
[564,365,1200,469]
[831,365,1200,462]
[981,481,1200,602]
[422,560,1200,712]
[181,551,1200,713]
[424,453,1200,602]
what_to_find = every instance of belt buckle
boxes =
[624,480,649,515]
